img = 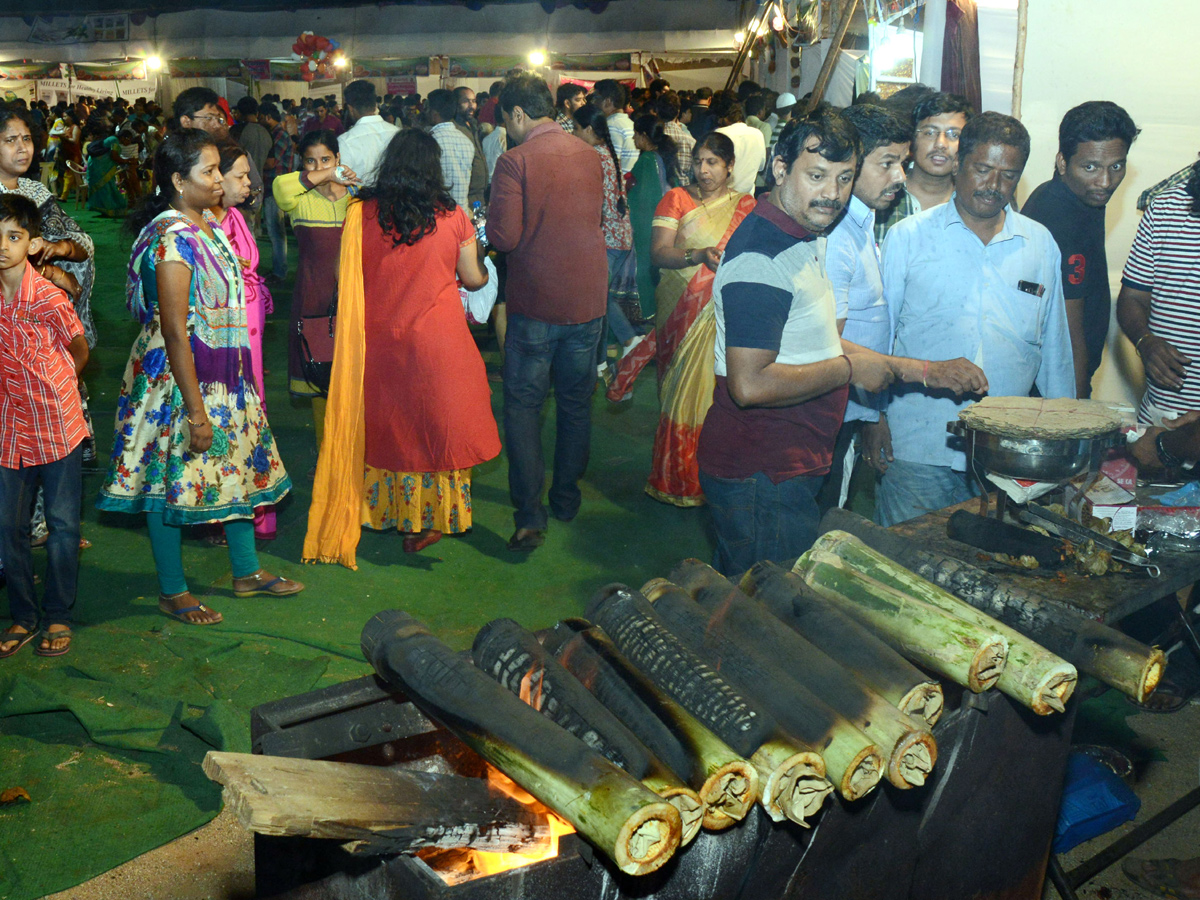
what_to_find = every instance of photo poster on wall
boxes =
[386,76,417,95]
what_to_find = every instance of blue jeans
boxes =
[875,457,979,527]
[0,445,82,629]
[503,313,603,531]
[699,469,823,577]
[262,193,287,280]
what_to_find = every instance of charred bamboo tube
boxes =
[360,610,681,875]
[651,572,929,792]
[813,532,1077,716]
[585,585,833,824]
[472,618,703,845]
[820,508,1165,703]
[548,620,758,831]
[741,561,944,726]
[795,549,1009,693]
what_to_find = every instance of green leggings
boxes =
[147,511,259,596]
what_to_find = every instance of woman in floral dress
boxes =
[97,130,301,625]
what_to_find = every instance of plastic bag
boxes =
[461,256,498,325]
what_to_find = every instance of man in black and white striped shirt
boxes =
[1117,161,1200,424]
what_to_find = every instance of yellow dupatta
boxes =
[302,200,366,569]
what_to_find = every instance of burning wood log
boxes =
[740,561,944,726]
[812,532,1078,716]
[360,610,682,876]
[546,619,759,831]
[820,508,1165,703]
[652,569,932,792]
[795,549,1009,693]
[201,752,552,855]
[585,584,835,824]
[472,618,704,846]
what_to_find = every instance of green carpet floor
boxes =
[0,210,713,900]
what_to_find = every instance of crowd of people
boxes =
[0,67,1193,660]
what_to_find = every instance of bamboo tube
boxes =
[813,532,1078,716]
[585,584,834,824]
[741,561,944,725]
[360,610,681,875]
[795,549,1009,693]
[548,620,758,831]
[651,572,930,792]
[472,618,703,845]
[820,508,1165,703]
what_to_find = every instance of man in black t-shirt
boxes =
[1022,101,1139,397]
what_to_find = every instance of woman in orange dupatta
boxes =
[303,130,496,568]
[608,133,755,507]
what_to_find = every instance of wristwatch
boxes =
[1156,431,1185,468]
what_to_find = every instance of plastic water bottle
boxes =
[471,201,489,248]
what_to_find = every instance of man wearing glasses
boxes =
[172,87,265,223]
[875,92,974,242]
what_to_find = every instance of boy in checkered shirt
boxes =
[0,194,89,659]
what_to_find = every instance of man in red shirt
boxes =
[0,195,89,658]
[487,73,607,552]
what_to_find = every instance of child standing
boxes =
[0,194,89,659]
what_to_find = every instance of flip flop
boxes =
[506,529,545,552]
[0,627,37,658]
[232,572,304,598]
[1123,857,1200,899]
[158,597,223,626]
[34,627,72,658]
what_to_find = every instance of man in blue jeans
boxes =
[259,102,295,283]
[487,73,608,551]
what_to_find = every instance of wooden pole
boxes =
[1011,0,1029,118]
[806,0,859,114]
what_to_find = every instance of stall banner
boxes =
[36,78,70,105]
[70,80,118,100]
[353,57,429,78]
[169,58,245,78]
[116,78,158,100]
[550,53,632,72]
[446,56,524,78]
[27,14,129,45]
[559,75,636,92]
[269,60,338,82]
[386,76,417,95]
[242,59,272,81]
[0,62,60,81]
[74,60,146,81]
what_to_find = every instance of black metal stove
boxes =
[250,674,1073,900]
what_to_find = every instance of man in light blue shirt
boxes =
[870,112,1075,526]
[337,80,400,188]
[821,103,987,513]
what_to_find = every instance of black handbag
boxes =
[296,288,337,395]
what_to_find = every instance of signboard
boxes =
[27,14,129,45]
[550,53,632,72]
[386,76,417,95]
[353,57,429,78]
[74,60,147,81]
[446,56,524,78]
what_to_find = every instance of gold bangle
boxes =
[185,415,207,427]
[683,249,693,266]
[1135,333,1154,356]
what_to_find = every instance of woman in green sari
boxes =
[627,114,680,324]
[86,133,127,217]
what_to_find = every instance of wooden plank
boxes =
[805,0,859,114]
[202,751,550,855]
[891,495,1200,623]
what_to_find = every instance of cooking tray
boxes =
[948,421,1121,483]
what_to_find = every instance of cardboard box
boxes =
[1064,474,1137,532]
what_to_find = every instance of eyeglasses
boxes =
[916,126,962,141]
[191,114,227,126]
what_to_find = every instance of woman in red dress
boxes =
[303,130,498,567]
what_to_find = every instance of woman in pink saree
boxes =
[608,132,754,507]
[212,141,277,539]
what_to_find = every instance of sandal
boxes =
[158,593,223,626]
[232,570,305,598]
[0,626,37,658]
[34,627,73,658]
[1123,857,1200,899]
[403,530,442,553]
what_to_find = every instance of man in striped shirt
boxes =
[1118,162,1200,424]
[0,194,89,659]
[656,92,694,186]
[427,89,477,209]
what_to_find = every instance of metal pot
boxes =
[948,422,1121,482]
